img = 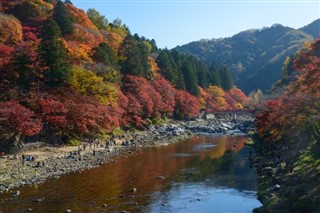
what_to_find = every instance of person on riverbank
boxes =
[67,151,73,159]
[105,139,110,149]
[83,142,87,151]
[77,146,82,155]
[22,154,25,165]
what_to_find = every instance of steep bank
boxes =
[0,114,254,195]
[252,137,320,212]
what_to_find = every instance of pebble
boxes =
[273,184,281,191]
[33,198,44,203]
[65,209,72,213]
[157,176,165,179]
[130,187,137,193]
[12,190,20,197]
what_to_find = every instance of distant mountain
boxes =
[299,19,320,39]
[175,21,318,94]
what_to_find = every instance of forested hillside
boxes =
[175,21,319,94]
[0,0,248,150]
[254,38,320,212]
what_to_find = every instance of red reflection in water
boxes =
[0,136,249,212]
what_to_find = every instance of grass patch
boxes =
[66,138,81,146]
[111,127,125,136]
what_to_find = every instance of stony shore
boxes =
[252,138,320,212]
[0,114,254,195]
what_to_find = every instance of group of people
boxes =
[65,134,139,160]
[105,136,116,148]
[20,154,36,165]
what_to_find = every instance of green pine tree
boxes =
[156,50,176,83]
[118,34,151,79]
[195,59,209,89]
[209,63,221,87]
[12,50,35,88]
[91,43,117,66]
[53,0,74,35]
[64,0,73,4]
[219,66,233,90]
[38,19,71,87]
[181,61,199,96]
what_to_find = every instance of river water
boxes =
[0,136,261,213]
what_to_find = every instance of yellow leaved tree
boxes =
[71,66,118,105]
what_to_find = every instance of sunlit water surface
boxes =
[0,136,261,213]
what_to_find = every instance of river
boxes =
[0,135,261,212]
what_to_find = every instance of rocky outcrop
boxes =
[148,113,255,138]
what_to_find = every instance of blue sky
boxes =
[72,0,320,49]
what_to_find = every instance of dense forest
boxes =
[175,19,319,94]
[0,0,248,150]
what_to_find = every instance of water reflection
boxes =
[149,185,259,213]
[0,136,261,212]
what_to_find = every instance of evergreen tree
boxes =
[195,59,209,88]
[149,39,158,53]
[219,66,233,90]
[156,51,175,83]
[171,50,183,68]
[167,51,185,90]
[181,61,199,96]
[174,68,185,90]
[12,50,35,88]
[64,0,73,4]
[208,63,221,87]
[38,19,71,87]
[53,0,74,35]
[118,34,151,79]
[91,43,117,66]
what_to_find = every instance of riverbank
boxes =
[252,136,320,212]
[0,114,254,195]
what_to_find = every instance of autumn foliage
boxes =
[174,90,200,119]
[256,39,320,143]
[198,85,248,112]
[0,12,23,44]
[0,0,249,148]
[0,101,41,140]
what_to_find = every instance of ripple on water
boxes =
[169,153,198,158]
[193,143,217,151]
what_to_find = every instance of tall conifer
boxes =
[38,19,71,86]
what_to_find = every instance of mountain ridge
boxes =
[175,19,319,94]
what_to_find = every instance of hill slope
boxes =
[0,0,249,149]
[299,19,320,39]
[175,22,317,94]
